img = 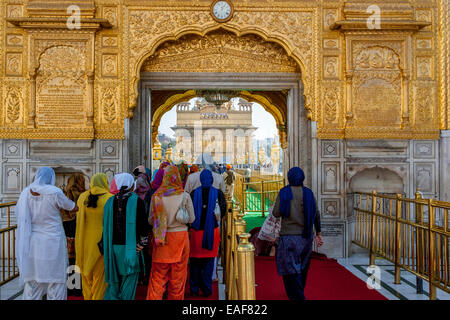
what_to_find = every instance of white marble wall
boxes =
[0,139,123,227]
[440,130,450,202]
[314,138,441,258]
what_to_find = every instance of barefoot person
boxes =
[103,173,149,300]
[75,173,113,300]
[147,165,195,300]
[272,167,323,301]
[16,167,78,300]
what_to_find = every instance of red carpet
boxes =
[254,252,387,300]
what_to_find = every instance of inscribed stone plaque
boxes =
[35,45,87,128]
[316,223,345,258]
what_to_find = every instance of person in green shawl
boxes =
[103,173,149,300]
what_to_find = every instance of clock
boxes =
[210,0,234,23]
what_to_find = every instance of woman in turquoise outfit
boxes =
[103,173,149,300]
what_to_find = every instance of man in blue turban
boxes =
[272,167,323,300]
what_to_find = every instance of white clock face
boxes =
[213,1,232,20]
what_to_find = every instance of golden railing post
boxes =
[427,199,437,300]
[225,200,234,296]
[415,189,424,293]
[232,211,247,300]
[369,190,377,266]
[222,199,233,270]
[242,177,245,212]
[228,206,240,300]
[237,233,256,300]
[394,193,402,284]
[260,180,264,217]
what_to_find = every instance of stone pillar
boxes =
[287,82,311,186]
[440,130,450,202]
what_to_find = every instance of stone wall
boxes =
[314,138,440,258]
[0,139,124,226]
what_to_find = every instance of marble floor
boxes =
[0,264,227,301]
[2,254,448,300]
[337,253,450,300]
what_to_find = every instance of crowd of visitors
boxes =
[15,161,322,301]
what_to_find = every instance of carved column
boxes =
[344,71,353,125]
[87,71,94,127]
[401,70,410,128]
[28,68,37,128]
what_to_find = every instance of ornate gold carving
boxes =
[102,87,118,123]
[0,1,445,139]
[102,36,117,47]
[415,87,434,126]
[103,7,118,27]
[7,5,22,18]
[417,57,432,79]
[323,87,339,124]
[102,54,118,77]
[324,39,338,49]
[323,56,338,79]
[127,9,314,119]
[141,30,299,73]
[5,87,22,124]
[6,34,23,47]
[6,53,22,76]
[351,44,403,127]
[36,44,88,128]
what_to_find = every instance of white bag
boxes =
[176,206,190,224]
[258,206,281,242]
[214,200,221,222]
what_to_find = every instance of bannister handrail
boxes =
[352,190,450,299]
[0,201,19,286]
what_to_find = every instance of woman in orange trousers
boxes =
[146,165,195,300]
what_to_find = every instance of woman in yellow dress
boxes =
[75,173,113,300]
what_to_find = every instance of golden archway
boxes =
[132,27,309,119]
[149,89,288,149]
[141,29,301,149]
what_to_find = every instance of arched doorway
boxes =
[347,166,405,254]
[126,29,312,184]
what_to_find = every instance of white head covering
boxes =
[28,167,61,195]
[113,173,135,192]
[15,167,62,285]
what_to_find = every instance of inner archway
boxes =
[128,29,310,185]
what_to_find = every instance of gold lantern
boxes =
[166,146,173,161]
[258,146,266,165]
[152,139,162,161]
[271,140,280,164]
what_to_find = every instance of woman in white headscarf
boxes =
[102,173,149,300]
[16,167,78,300]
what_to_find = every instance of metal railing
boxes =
[222,197,256,300]
[0,201,19,286]
[352,190,449,299]
[235,174,284,216]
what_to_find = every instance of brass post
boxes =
[394,194,402,284]
[369,190,377,266]
[222,199,233,270]
[237,233,256,300]
[235,211,247,236]
[261,180,264,217]
[229,206,241,300]
[225,201,234,296]
[233,211,248,299]
[427,199,437,300]
[415,189,424,293]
